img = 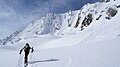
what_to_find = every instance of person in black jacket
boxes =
[19,43,34,64]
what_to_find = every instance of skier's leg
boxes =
[25,53,27,64]
[24,53,28,67]
[25,52,29,64]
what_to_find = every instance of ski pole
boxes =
[30,52,33,67]
[17,54,21,67]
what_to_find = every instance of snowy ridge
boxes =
[1,0,120,45]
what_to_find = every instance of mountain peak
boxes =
[0,0,120,45]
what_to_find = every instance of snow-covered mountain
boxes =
[1,0,120,45]
[0,0,120,67]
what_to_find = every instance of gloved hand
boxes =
[19,50,22,54]
[31,47,34,53]
[31,51,33,53]
[19,53,21,54]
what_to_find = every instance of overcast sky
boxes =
[0,0,97,39]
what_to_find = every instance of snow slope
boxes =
[0,37,120,67]
[0,0,120,67]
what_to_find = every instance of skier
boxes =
[19,43,34,65]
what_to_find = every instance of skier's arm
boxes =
[31,47,34,53]
[19,47,25,54]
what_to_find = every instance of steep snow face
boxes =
[1,0,120,45]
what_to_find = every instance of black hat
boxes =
[26,43,30,47]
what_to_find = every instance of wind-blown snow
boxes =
[0,0,120,67]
